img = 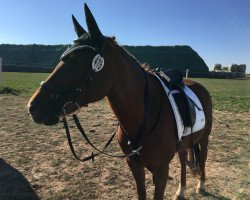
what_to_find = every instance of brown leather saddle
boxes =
[155,68,196,127]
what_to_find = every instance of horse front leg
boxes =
[152,164,169,200]
[174,151,187,200]
[127,156,146,200]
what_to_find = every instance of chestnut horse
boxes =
[28,4,212,199]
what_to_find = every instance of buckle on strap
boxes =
[131,145,142,155]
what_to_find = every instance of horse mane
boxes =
[110,37,151,72]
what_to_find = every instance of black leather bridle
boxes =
[39,37,107,115]
[40,37,151,162]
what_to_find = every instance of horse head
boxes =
[28,4,114,125]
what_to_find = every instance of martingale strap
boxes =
[62,114,142,162]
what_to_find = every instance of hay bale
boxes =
[229,64,238,72]
[229,72,237,79]
[237,72,245,78]
[214,71,224,78]
[222,66,229,71]
[213,63,221,71]
[238,64,246,72]
[223,72,229,78]
[214,71,219,78]
[209,71,215,77]
[220,72,225,78]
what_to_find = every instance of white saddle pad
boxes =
[155,75,205,141]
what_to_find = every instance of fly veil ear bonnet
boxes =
[60,4,106,72]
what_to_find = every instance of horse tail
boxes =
[188,143,201,176]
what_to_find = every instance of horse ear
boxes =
[72,15,87,37]
[84,3,102,39]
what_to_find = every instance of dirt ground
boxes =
[0,95,249,199]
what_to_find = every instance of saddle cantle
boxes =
[155,68,196,127]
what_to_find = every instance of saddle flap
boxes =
[172,91,196,127]
[187,97,196,127]
[156,68,195,126]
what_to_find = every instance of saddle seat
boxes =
[155,68,196,128]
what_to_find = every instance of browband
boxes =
[60,45,97,60]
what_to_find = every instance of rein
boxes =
[61,114,142,162]
[61,69,150,163]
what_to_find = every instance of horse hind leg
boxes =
[196,136,209,194]
[174,151,187,200]
[126,157,146,200]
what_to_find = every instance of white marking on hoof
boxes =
[174,183,186,200]
[196,181,206,194]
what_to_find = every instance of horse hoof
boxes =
[196,187,206,194]
[173,194,185,200]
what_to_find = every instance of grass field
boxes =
[0,72,48,96]
[0,72,249,199]
[1,72,249,113]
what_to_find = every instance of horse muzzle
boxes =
[28,101,60,126]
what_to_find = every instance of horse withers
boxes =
[28,4,212,199]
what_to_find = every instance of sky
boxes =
[0,0,249,72]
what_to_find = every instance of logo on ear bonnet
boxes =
[92,54,104,72]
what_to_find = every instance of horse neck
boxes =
[106,45,146,141]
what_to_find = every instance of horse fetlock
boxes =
[173,195,185,200]
[196,181,206,194]
[174,183,186,200]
